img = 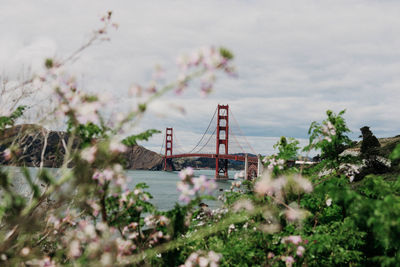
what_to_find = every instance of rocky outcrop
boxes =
[0,124,163,170]
[0,124,72,168]
[124,145,163,170]
[360,126,381,155]
[339,131,400,181]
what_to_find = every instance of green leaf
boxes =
[122,129,161,146]
[390,143,400,160]
[0,105,27,130]
[45,58,54,69]
[219,47,234,60]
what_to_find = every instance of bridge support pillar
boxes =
[164,158,173,171]
[216,158,228,179]
[244,153,257,180]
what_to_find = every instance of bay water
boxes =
[3,167,240,211]
[127,169,238,210]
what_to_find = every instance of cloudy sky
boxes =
[1,0,400,155]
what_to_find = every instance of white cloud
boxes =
[1,0,400,156]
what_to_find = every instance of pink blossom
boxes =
[144,215,156,227]
[207,251,221,262]
[254,174,287,197]
[177,181,195,203]
[282,235,302,245]
[141,193,150,201]
[293,175,313,193]
[284,256,295,266]
[179,167,194,180]
[103,169,114,181]
[254,174,274,195]
[68,239,81,258]
[80,146,97,163]
[109,140,127,153]
[75,101,101,125]
[159,216,169,225]
[198,256,209,267]
[128,232,139,240]
[2,148,12,161]
[233,199,254,212]
[40,256,56,267]
[296,245,305,257]
[87,200,101,217]
[193,175,216,193]
[181,250,221,267]
[285,208,307,222]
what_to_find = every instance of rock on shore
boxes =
[0,124,163,170]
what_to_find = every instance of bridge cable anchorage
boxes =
[229,110,257,155]
[193,126,217,154]
[187,106,218,154]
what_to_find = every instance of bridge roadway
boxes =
[164,153,258,163]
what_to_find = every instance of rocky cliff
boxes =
[0,124,163,170]
[124,145,163,170]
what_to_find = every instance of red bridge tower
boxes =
[215,104,229,179]
[164,127,173,171]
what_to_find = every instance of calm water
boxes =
[126,169,238,210]
[3,167,239,211]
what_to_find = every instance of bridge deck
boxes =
[164,153,258,163]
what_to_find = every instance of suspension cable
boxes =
[188,106,218,154]
[230,130,245,154]
[230,110,257,155]
[173,132,186,154]
[159,131,165,155]
[194,126,217,154]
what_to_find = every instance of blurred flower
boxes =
[254,173,287,199]
[177,181,195,203]
[326,198,332,207]
[3,148,12,161]
[81,146,97,163]
[292,175,313,193]
[282,235,302,245]
[68,239,81,258]
[284,256,295,267]
[20,247,30,257]
[179,167,194,180]
[177,171,216,203]
[285,207,307,222]
[100,252,112,266]
[296,246,305,257]
[322,121,336,142]
[181,250,221,267]
[228,224,236,234]
[109,139,127,153]
[233,199,254,212]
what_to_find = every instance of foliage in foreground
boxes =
[0,11,400,267]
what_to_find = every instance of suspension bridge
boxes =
[160,104,263,179]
